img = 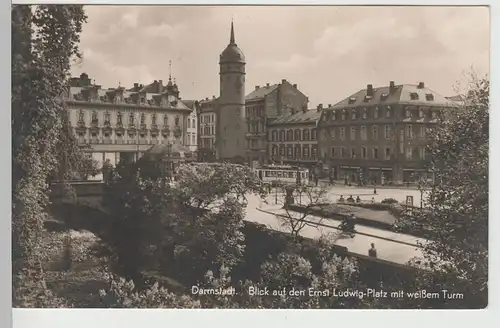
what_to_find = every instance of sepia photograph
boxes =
[11,3,490,311]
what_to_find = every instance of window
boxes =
[431,111,437,119]
[294,129,301,141]
[420,126,426,138]
[331,147,336,158]
[287,147,293,157]
[311,128,317,141]
[426,94,434,101]
[385,147,391,160]
[384,125,391,139]
[152,114,157,125]
[351,148,356,159]
[361,147,367,159]
[78,110,85,122]
[406,147,413,159]
[91,111,98,123]
[188,119,191,128]
[280,147,285,156]
[129,113,135,125]
[339,127,345,140]
[175,116,180,126]
[272,146,278,155]
[341,147,346,159]
[287,130,293,141]
[303,147,309,158]
[332,111,336,121]
[419,147,426,160]
[410,92,419,100]
[140,113,145,124]
[350,127,356,140]
[163,115,168,126]
[400,142,404,154]
[406,109,411,118]
[373,148,379,159]
[419,109,424,118]
[406,124,413,139]
[372,125,378,140]
[361,126,367,140]
[280,130,285,141]
[104,111,110,123]
[386,106,391,118]
[303,129,310,141]
[117,112,122,124]
[330,127,335,140]
[272,130,277,141]
[192,119,196,128]
[374,107,379,119]
[351,109,357,120]
[362,108,367,119]
[322,130,328,141]
[341,111,346,120]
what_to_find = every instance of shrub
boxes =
[381,198,399,204]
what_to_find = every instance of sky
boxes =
[71,5,490,107]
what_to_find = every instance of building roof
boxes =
[67,75,192,112]
[268,109,321,125]
[219,22,245,64]
[245,84,279,101]
[329,83,457,110]
[182,100,197,110]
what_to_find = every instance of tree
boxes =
[11,5,87,306]
[102,162,268,284]
[274,183,331,241]
[410,72,489,308]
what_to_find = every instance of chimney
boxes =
[159,80,163,86]
[389,81,395,92]
[317,103,323,112]
[205,97,209,101]
[266,83,270,87]
[134,83,139,90]
[418,82,425,89]
[281,79,286,84]
[367,84,374,96]
[293,84,297,88]
[328,104,332,108]
[255,85,260,90]
[212,95,215,99]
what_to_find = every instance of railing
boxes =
[77,139,162,145]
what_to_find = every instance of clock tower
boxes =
[217,21,246,162]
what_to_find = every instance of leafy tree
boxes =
[11,4,87,306]
[409,73,489,308]
[102,162,268,284]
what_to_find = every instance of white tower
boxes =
[217,21,246,163]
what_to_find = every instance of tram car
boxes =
[254,164,309,189]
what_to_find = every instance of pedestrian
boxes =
[371,197,375,203]
[374,187,377,195]
[368,243,377,258]
[356,195,361,203]
[329,175,334,186]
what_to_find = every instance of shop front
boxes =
[367,167,393,185]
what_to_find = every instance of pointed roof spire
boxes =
[230,19,235,44]
[169,60,172,81]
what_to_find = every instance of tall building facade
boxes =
[216,22,247,162]
[317,81,458,184]
[66,73,196,169]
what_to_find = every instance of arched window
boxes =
[311,128,317,141]
[303,129,310,141]
[287,129,293,141]
[294,129,301,141]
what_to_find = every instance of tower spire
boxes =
[169,60,172,81]
[230,19,235,44]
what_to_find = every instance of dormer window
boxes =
[348,97,356,105]
[351,109,357,120]
[425,93,434,101]
[374,107,379,119]
[364,96,372,103]
[410,92,419,100]
[362,108,367,119]
[386,106,391,118]
[380,93,388,101]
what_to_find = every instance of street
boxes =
[243,193,424,265]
